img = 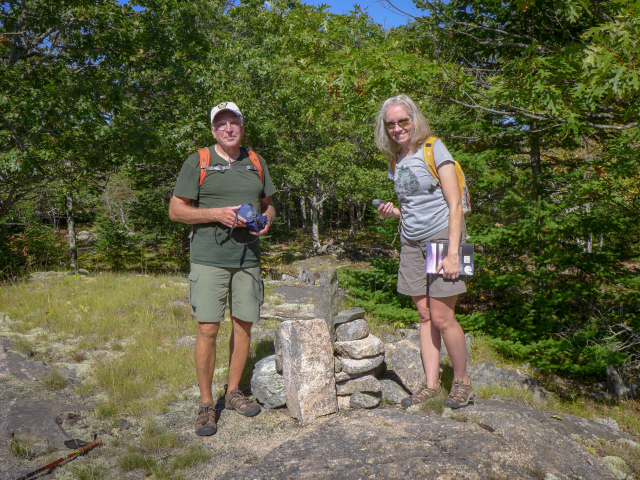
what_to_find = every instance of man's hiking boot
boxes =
[195,402,217,436]
[401,382,443,408]
[225,386,261,417]
[444,378,474,409]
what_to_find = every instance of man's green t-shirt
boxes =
[173,146,277,268]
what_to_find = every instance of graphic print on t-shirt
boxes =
[396,166,420,196]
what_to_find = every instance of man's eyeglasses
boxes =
[385,117,411,130]
[214,120,242,131]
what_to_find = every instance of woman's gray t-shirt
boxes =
[387,139,454,241]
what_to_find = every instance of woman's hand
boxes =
[378,202,400,218]
[437,253,460,280]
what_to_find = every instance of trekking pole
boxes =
[15,437,102,480]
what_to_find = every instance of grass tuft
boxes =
[141,417,180,453]
[170,445,211,470]
[419,394,446,415]
[118,448,157,472]
[41,368,66,390]
[118,447,181,480]
[72,350,87,362]
[69,461,104,480]
[14,338,35,355]
[8,434,35,459]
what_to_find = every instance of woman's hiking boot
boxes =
[444,378,474,409]
[401,382,443,408]
[195,402,217,436]
[225,386,261,417]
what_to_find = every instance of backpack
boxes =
[198,146,263,188]
[392,136,471,218]
[192,146,265,245]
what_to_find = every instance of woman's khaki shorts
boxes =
[397,227,467,298]
[188,263,264,323]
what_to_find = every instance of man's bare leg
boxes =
[195,321,220,405]
[226,316,252,394]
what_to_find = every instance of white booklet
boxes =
[426,242,474,275]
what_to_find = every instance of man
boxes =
[169,101,276,436]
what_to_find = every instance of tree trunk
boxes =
[342,200,359,250]
[286,194,291,230]
[310,175,321,252]
[300,195,307,230]
[67,193,77,270]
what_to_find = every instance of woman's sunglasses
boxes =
[385,117,412,130]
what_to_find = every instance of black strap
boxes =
[213,211,258,246]
[201,165,259,173]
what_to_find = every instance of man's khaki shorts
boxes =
[188,263,264,323]
[397,227,467,298]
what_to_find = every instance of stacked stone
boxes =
[332,307,384,409]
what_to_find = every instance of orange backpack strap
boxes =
[198,147,211,188]
[198,147,263,188]
[245,148,263,184]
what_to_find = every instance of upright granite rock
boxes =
[384,340,426,394]
[250,355,286,409]
[314,268,340,333]
[280,318,337,423]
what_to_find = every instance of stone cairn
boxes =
[333,307,385,409]
[251,267,420,423]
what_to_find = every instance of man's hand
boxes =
[215,205,245,229]
[169,196,246,227]
[251,196,275,236]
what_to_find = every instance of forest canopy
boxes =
[1,0,639,378]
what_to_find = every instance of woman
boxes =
[375,94,473,409]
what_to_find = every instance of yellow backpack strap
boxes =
[423,136,441,187]
[391,154,398,173]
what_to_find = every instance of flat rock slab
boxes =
[273,285,319,304]
[219,400,631,480]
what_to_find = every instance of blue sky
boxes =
[302,0,425,28]
[120,1,424,29]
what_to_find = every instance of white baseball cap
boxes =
[210,101,243,124]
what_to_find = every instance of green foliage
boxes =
[0,222,68,279]
[94,213,133,270]
[339,258,418,327]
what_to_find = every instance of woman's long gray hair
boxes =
[374,94,430,157]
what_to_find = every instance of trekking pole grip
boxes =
[78,438,101,455]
